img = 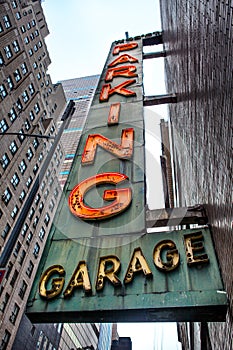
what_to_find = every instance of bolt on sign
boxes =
[26,35,227,323]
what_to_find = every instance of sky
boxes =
[41,1,181,349]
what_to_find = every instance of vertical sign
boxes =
[26,36,227,323]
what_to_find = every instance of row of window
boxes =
[0,15,11,33]
[0,40,21,65]
[20,19,37,34]
[0,82,34,107]
[0,102,39,139]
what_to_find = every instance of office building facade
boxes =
[58,75,100,187]
[160,0,232,349]
[0,0,67,348]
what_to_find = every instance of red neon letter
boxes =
[82,128,134,165]
[105,65,137,82]
[68,173,132,220]
[108,54,138,67]
[99,79,136,102]
[113,42,138,55]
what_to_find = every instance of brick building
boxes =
[160,0,232,349]
[0,0,67,348]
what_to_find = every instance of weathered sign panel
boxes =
[27,228,227,322]
[26,35,227,322]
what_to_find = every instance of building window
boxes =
[34,44,38,52]
[9,303,20,324]
[13,241,21,257]
[28,83,35,95]
[38,41,42,48]
[10,269,19,287]
[1,223,10,239]
[39,227,45,241]
[3,15,11,29]
[7,76,14,91]
[26,260,34,277]
[34,103,40,114]
[33,137,39,149]
[48,176,54,186]
[54,187,59,198]
[40,181,45,192]
[49,199,55,212]
[39,202,44,213]
[34,193,41,205]
[24,119,30,131]
[1,153,10,169]
[19,159,27,174]
[33,164,39,174]
[30,32,34,40]
[11,173,20,188]
[21,223,28,237]
[18,129,25,143]
[34,29,39,36]
[21,62,28,75]
[15,12,21,20]
[44,189,49,199]
[2,188,12,205]
[26,176,32,188]
[31,19,36,26]
[0,22,3,33]
[44,213,50,226]
[29,111,35,121]
[0,293,10,312]
[4,45,12,59]
[9,108,17,122]
[5,262,13,280]
[18,249,26,265]
[12,1,18,9]
[26,231,33,245]
[21,25,26,33]
[33,61,38,69]
[33,242,40,258]
[28,207,35,220]
[9,140,18,155]
[33,216,39,228]
[12,40,20,53]
[13,69,21,82]
[11,205,19,219]
[19,189,26,202]
[15,98,23,111]
[26,147,33,161]
[24,36,29,45]
[0,330,11,349]
[0,119,9,132]
[22,90,29,103]
[38,152,43,162]
[28,49,33,56]
[0,52,4,65]
[0,84,7,100]
[19,280,27,299]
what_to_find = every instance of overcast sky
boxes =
[41,1,181,349]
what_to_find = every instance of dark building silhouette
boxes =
[111,337,132,350]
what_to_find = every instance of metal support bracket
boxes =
[143,93,177,106]
[146,205,208,228]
